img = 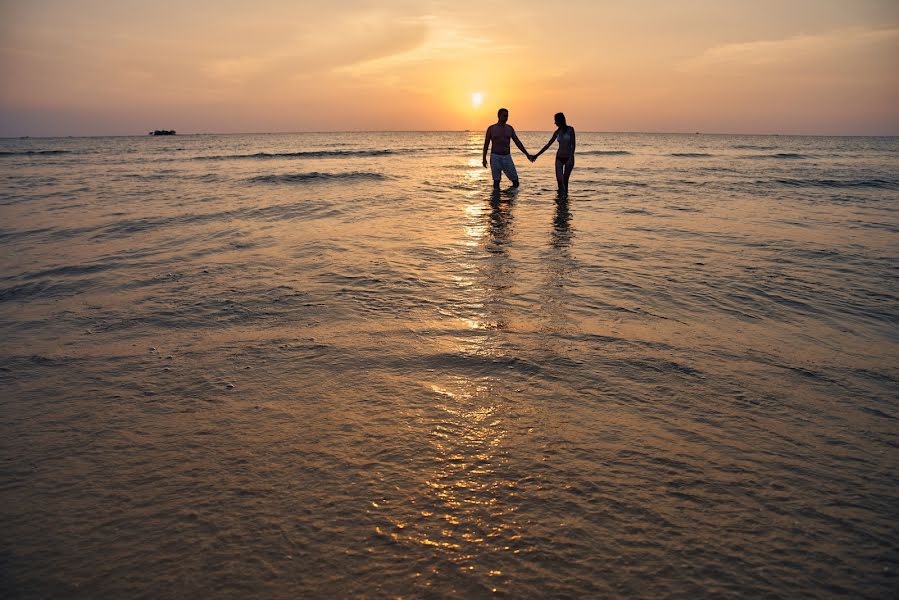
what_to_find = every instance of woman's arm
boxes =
[569,128,576,157]
[536,131,558,157]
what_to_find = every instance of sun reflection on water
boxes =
[394,378,522,567]
[368,191,527,591]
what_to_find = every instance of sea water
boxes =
[1,132,897,598]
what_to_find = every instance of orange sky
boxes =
[1,0,897,136]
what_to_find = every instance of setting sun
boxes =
[471,92,483,108]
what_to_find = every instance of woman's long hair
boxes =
[555,112,568,130]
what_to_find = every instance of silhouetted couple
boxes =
[482,108,576,192]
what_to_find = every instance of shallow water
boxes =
[1,132,897,598]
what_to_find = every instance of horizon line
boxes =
[3,130,899,140]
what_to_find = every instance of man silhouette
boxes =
[482,108,532,189]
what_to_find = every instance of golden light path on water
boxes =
[374,154,520,587]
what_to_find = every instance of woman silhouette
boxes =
[533,113,576,192]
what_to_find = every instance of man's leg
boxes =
[490,154,502,189]
[505,156,519,188]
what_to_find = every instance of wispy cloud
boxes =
[202,12,432,85]
[335,15,516,76]
[679,27,899,71]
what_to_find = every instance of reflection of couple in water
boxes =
[482,107,576,193]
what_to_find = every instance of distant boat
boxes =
[150,130,176,136]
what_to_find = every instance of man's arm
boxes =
[510,127,530,157]
[482,126,492,168]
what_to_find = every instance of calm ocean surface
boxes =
[1,132,897,598]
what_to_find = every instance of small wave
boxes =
[670,152,714,157]
[594,180,649,187]
[196,149,397,161]
[580,150,632,155]
[768,153,808,159]
[740,152,809,159]
[770,178,899,190]
[0,150,71,156]
[665,205,703,212]
[189,173,225,183]
[732,144,778,150]
[121,171,180,180]
[248,172,388,184]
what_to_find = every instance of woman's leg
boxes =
[562,157,575,190]
[555,158,565,190]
